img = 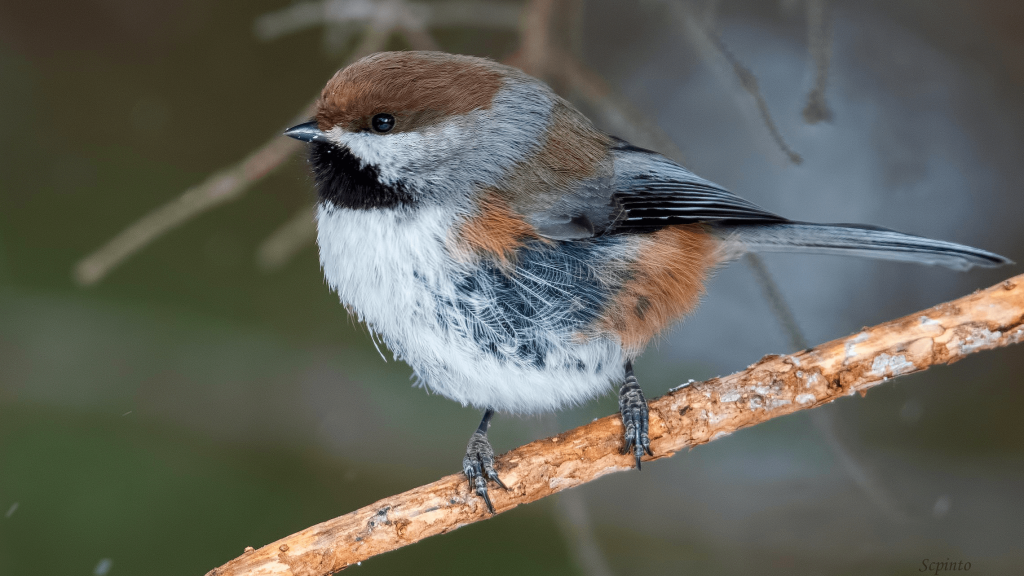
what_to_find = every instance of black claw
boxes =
[477,485,495,514]
[487,471,508,491]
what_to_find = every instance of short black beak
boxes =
[284,121,328,143]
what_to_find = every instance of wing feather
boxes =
[607,141,785,233]
[517,138,787,241]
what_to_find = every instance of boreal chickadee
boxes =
[284,51,1010,513]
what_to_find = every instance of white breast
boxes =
[316,204,624,413]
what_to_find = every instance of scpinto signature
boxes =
[921,559,972,574]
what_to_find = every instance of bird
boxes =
[283,51,1010,514]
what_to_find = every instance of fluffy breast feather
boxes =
[317,201,718,412]
[316,203,627,413]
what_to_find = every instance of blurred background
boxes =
[1,1,1022,574]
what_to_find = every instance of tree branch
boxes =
[72,20,394,286]
[253,0,522,43]
[207,274,1024,576]
[666,0,804,164]
[803,0,834,124]
[73,125,308,286]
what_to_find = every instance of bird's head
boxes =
[285,51,574,212]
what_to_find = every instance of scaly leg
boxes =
[462,409,507,513]
[619,360,653,469]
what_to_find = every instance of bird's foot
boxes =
[463,412,507,514]
[619,364,653,469]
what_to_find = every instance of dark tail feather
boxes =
[713,221,1012,271]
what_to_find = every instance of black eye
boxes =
[371,113,395,133]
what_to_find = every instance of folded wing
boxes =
[522,139,1009,271]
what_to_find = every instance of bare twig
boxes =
[256,205,318,272]
[705,31,803,164]
[514,0,682,163]
[392,2,445,52]
[254,0,522,42]
[553,49,689,163]
[73,120,310,286]
[744,254,809,351]
[699,0,721,29]
[518,0,556,77]
[667,0,803,164]
[425,1,523,28]
[803,0,833,124]
[562,0,586,60]
[73,21,394,286]
[208,274,1024,576]
[554,489,615,576]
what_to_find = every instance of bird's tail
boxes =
[712,221,1011,271]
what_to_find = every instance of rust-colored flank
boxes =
[451,193,543,265]
[598,226,718,354]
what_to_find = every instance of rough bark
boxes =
[208,274,1024,576]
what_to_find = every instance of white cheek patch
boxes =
[326,127,434,186]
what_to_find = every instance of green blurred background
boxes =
[1,1,1022,574]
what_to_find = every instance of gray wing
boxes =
[525,140,786,240]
